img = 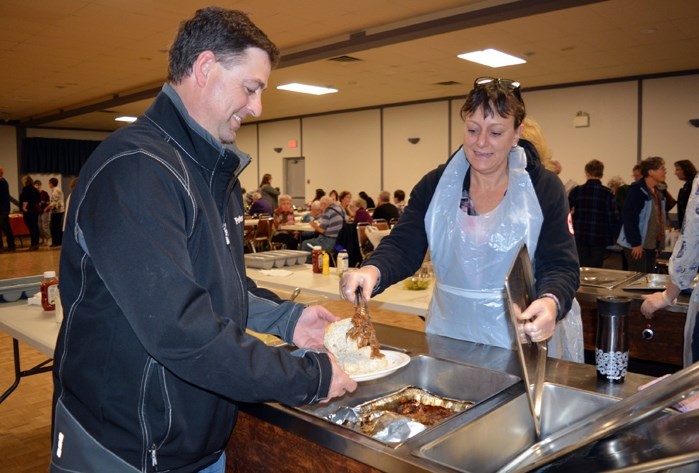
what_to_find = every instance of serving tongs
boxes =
[347,288,383,358]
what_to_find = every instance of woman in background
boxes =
[271,194,299,250]
[675,159,697,228]
[259,173,279,210]
[641,173,699,365]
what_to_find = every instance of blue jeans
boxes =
[199,452,225,473]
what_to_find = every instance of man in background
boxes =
[568,159,618,267]
[372,190,400,222]
[0,167,16,251]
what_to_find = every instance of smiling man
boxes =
[51,8,355,473]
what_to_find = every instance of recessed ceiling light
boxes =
[457,49,526,68]
[115,116,137,123]
[276,83,338,95]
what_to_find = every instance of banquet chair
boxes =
[389,218,399,228]
[356,222,373,260]
[251,216,274,252]
[372,219,389,231]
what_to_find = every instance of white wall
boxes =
[3,73,698,205]
[526,81,639,188]
[303,109,382,201]
[383,101,450,199]
[642,75,699,193]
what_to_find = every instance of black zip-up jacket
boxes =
[52,84,332,472]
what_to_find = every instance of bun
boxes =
[324,318,389,375]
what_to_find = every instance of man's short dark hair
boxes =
[394,189,405,202]
[584,159,604,178]
[168,7,279,84]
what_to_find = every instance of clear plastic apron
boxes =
[424,146,583,361]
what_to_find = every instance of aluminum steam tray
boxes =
[579,268,641,290]
[624,273,699,291]
[0,275,43,302]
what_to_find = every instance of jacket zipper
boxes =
[150,443,158,470]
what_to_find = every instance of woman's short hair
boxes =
[352,198,367,209]
[461,78,526,128]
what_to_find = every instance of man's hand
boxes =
[321,353,357,402]
[292,305,339,349]
[631,245,644,260]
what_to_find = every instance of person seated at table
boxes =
[351,197,373,224]
[372,190,400,222]
[272,194,299,250]
[310,188,325,205]
[339,190,354,221]
[248,191,272,216]
[359,191,375,210]
[301,196,345,260]
[300,200,322,240]
[328,189,339,202]
[393,189,407,216]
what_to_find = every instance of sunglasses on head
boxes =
[474,77,523,101]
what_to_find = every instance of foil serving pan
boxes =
[326,386,474,447]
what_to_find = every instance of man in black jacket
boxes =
[0,166,16,251]
[371,190,400,221]
[51,8,355,473]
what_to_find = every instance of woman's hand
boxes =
[340,266,380,302]
[641,284,680,319]
[518,297,558,342]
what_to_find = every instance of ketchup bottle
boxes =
[312,246,323,273]
[41,271,59,311]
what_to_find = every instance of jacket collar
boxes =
[143,83,251,179]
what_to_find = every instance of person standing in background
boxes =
[618,156,669,273]
[632,163,642,181]
[568,159,619,268]
[641,173,699,366]
[46,177,65,247]
[0,167,16,252]
[674,159,697,228]
[34,179,51,245]
[259,173,279,210]
[19,175,41,251]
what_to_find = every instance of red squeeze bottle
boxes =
[41,271,59,311]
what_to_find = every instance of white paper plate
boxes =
[350,350,411,382]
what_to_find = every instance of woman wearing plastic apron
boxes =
[641,174,699,366]
[340,77,583,361]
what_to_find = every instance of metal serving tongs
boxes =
[347,288,383,358]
